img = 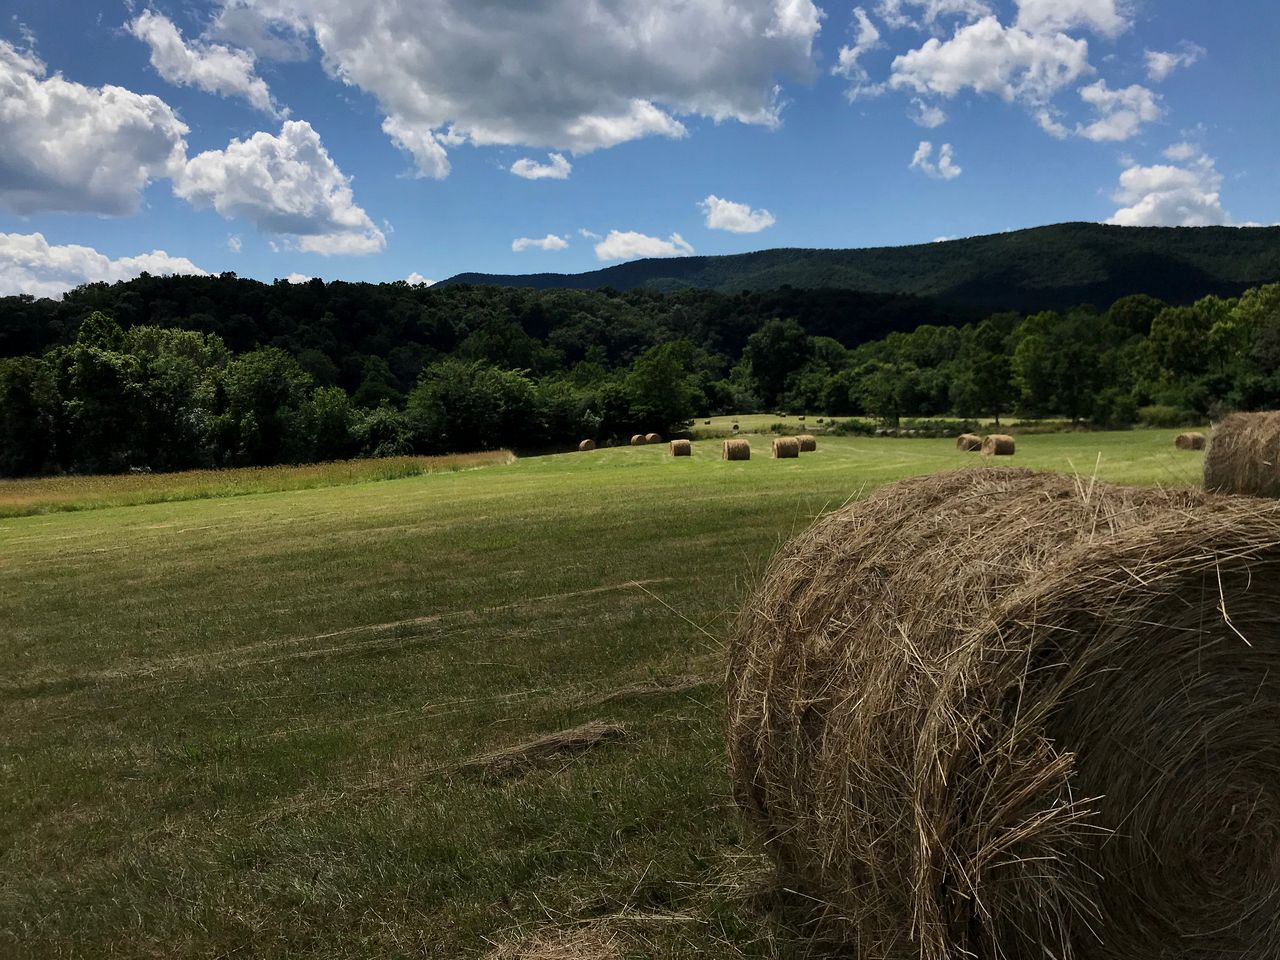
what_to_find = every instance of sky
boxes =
[0,0,1276,298]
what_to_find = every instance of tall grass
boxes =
[0,451,514,517]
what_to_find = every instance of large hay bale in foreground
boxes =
[956,433,983,452]
[645,432,663,444]
[578,439,596,452]
[630,434,646,446]
[771,437,800,459]
[982,433,1015,456]
[670,439,692,457]
[728,468,1280,959]
[722,439,751,461]
[796,434,817,453]
[1175,431,1206,451]
[1205,412,1280,497]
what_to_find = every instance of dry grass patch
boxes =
[459,721,628,780]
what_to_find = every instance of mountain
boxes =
[443,222,1280,312]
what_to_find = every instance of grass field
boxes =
[0,431,1205,958]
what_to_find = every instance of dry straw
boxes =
[797,434,817,452]
[1204,412,1280,497]
[772,437,800,459]
[956,433,983,452]
[630,434,646,446]
[1175,431,1206,451]
[578,439,596,452]
[723,439,751,461]
[982,433,1015,455]
[645,432,663,444]
[728,468,1280,959]
[670,439,692,457]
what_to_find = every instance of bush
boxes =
[1137,404,1199,428]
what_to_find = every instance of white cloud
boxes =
[1014,0,1130,38]
[699,195,776,233]
[174,120,385,256]
[579,228,603,241]
[1106,154,1233,227]
[1163,141,1198,162]
[889,17,1091,106]
[1035,108,1071,138]
[235,0,820,174]
[405,272,435,285]
[209,1,310,62]
[910,140,962,179]
[227,234,242,252]
[0,231,206,299]
[510,153,572,181]
[512,234,569,252]
[876,0,992,31]
[1076,79,1161,141]
[1146,43,1205,82]
[833,7,884,99]
[128,11,280,116]
[0,40,188,215]
[909,97,947,127]
[382,115,451,179]
[283,272,314,283]
[594,230,694,262]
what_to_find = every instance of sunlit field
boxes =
[0,430,1206,958]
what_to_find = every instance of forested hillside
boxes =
[445,223,1280,312]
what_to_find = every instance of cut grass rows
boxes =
[0,431,1204,957]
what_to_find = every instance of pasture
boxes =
[0,431,1204,958]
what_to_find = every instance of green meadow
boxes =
[0,431,1205,958]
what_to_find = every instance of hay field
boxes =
[0,430,1203,958]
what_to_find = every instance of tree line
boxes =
[0,274,1277,476]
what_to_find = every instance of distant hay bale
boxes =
[982,433,1015,456]
[1204,413,1280,498]
[796,434,817,452]
[670,439,692,457]
[630,434,646,446]
[771,437,800,459]
[732,423,740,432]
[1175,431,1206,451]
[727,468,1280,958]
[645,432,663,444]
[723,439,751,461]
[705,419,712,425]
[578,439,596,452]
[957,433,983,452]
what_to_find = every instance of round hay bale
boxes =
[578,439,596,452]
[771,437,800,459]
[796,434,817,453]
[816,418,825,424]
[670,439,692,457]
[1175,431,1207,451]
[732,423,740,432]
[982,433,1015,456]
[1204,413,1280,498]
[728,468,1280,959]
[722,438,751,461]
[956,433,983,452]
[645,432,663,444]
[705,420,712,425]
[630,434,646,446]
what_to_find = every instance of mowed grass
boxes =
[0,452,514,518]
[0,431,1204,958]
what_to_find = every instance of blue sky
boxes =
[0,0,1276,297]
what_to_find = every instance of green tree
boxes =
[405,359,537,453]
[742,319,813,407]
[624,341,698,435]
[0,356,60,475]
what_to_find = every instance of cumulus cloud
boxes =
[876,0,992,31]
[233,0,821,175]
[405,272,435,285]
[1014,0,1130,38]
[1076,79,1161,141]
[1146,43,1205,82]
[128,11,281,115]
[0,41,188,215]
[510,153,572,181]
[909,97,947,127]
[174,120,385,255]
[208,1,310,62]
[833,7,884,99]
[1106,153,1233,227]
[227,235,242,252]
[699,195,776,233]
[512,234,569,252]
[0,231,206,299]
[283,272,314,283]
[1163,141,1198,162]
[910,140,962,179]
[594,230,694,262]
[890,17,1091,106]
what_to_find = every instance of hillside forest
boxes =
[1,274,1278,476]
